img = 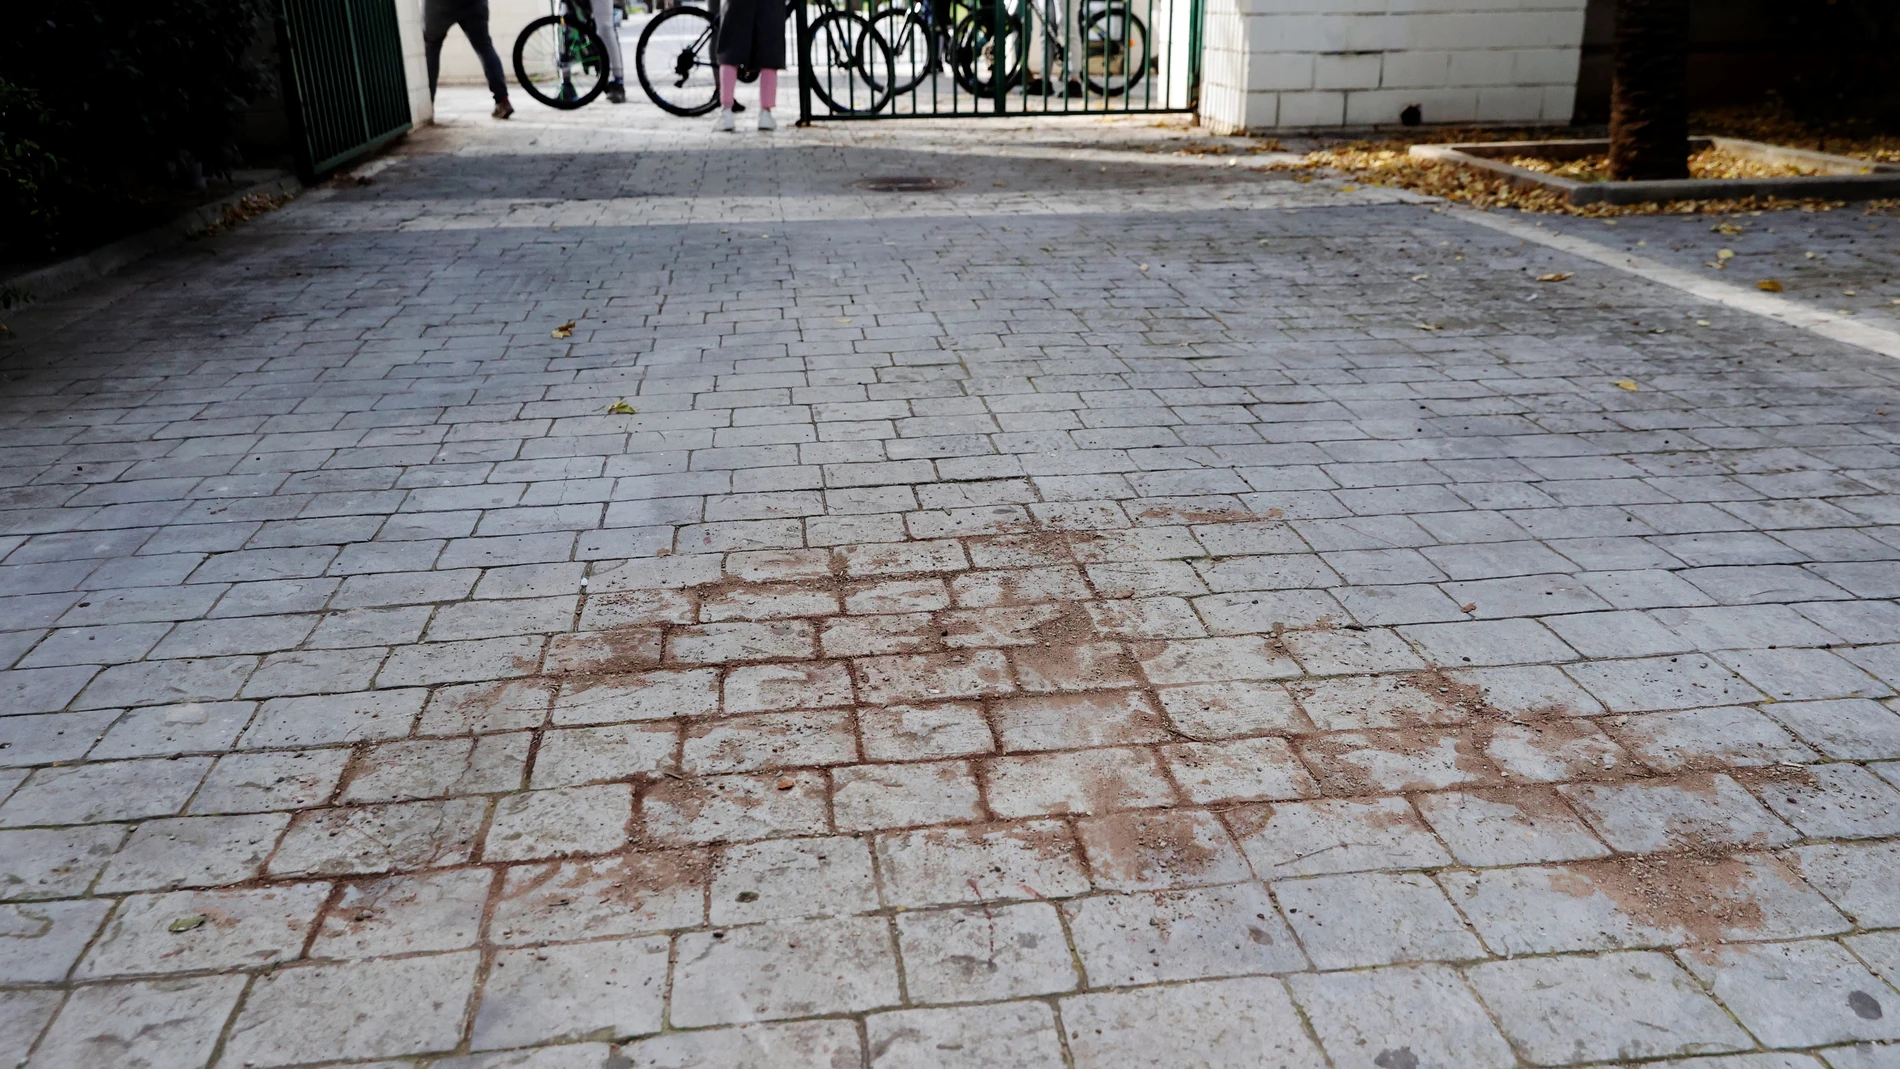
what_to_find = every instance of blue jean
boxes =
[424,0,511,101]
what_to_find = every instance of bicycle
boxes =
[513,0,613,109]
[935,0,1145,98]
[635,0,895,116]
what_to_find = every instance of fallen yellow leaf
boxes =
[1712,221,1743,235]
[1757,280,1784,292]
[551,320,576,338]
[1415,322,1442,331]
[1536,272,1572,283]
[1613,380,1639,391]
[1716,248,1735,260]
[606,401,636,414]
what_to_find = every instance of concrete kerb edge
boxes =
[1411,138,1900,206]
[1,170,307,310]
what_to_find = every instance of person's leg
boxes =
[759,68,776,110]
[457,1,513,105]
[719,63,739,109]
[592,0,625,87]
[422,0,454,98]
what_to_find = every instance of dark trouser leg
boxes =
[422,0,456,97]
[456,2,512,101]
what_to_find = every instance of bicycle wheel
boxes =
[808,11,896,114]
[951,6,1023,97]
[514,14,611,109]
[635,6,720,115]
[868,7,936,96]
[1080,6,1146,96]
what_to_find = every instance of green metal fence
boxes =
[278,0,414,179]
[793,0,1202,121]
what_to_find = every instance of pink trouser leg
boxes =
[719,63,738,109]
[760,68,777,110]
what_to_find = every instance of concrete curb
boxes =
[1412,137,1900,206]
[2,170,306,309]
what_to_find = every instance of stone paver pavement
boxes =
[2,83,1900,1068]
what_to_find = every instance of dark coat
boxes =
[715,0,787,69]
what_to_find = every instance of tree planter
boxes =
[1409,137,1900,206]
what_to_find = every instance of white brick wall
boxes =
[1199,0,1586,134]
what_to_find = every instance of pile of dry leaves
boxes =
[1264,112,1900,217]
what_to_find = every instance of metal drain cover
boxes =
[854,176,963,193]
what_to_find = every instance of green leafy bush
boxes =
[1,0,268,258]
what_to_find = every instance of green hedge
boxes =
[2,0,268,259]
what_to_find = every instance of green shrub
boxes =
[1,0,268,258]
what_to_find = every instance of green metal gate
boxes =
[278,0,414,180]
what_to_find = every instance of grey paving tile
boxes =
[1466,951,1753,1065]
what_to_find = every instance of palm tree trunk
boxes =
[1608,0,1690,181]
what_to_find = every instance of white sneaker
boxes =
[713,108,735,132]
[758,108,776,132]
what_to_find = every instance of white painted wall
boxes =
[1200,0,1587,134]
[395,0,435,124]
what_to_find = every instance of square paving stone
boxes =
[642,771,828,844]
[1565,655,1763,713]
[239,689,425,748]
[682,710,858,774]
[1075,808,1252,890]
[1275,872,1486,969]
[710,836,879,924]
[1609,706,1819,771]
[1415,788,1610,866]
[0,757,210,826]
[1765,699,1900,760]
[622,1019,861,1068]
[895,902,1076,1002]
[0,899,111,982]
[553,669,719,725]
[1756,763,1900,839]
[1681,940,1900,1047]
[1440,854,1848,955]
[485,784,633,861]
[875,821,1089,907]
[0,989,61,1067]
[1228,797,1451,879]
[1288,963,1516,1069]
[671,916,902,1027]
[95,813,290,892]
[1156,680,1310,738]
[270,797,485,876]
[341,734,529,802]
[78,883,329,977]
[531,723,678,787]
[1786,841,1900,927]
[189,748,350,814]
[1466,950,1752,1065]
[471,936,668,1049]
[867,1002,1067,1069]
[832,760,983,832]
[491,852,706,945]
[984,747,1176,818]
[1063,882,1306,985]
[311,869,492,959]
[1061,976,1326,1069]
[0,825,125,900]
[26,975,245,1069]
[858,702,995,761]
[1162,737,1319,804]
[221,951,479,1065]
[1562,774,1797,852]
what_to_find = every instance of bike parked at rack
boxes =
[513,0,614,108]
